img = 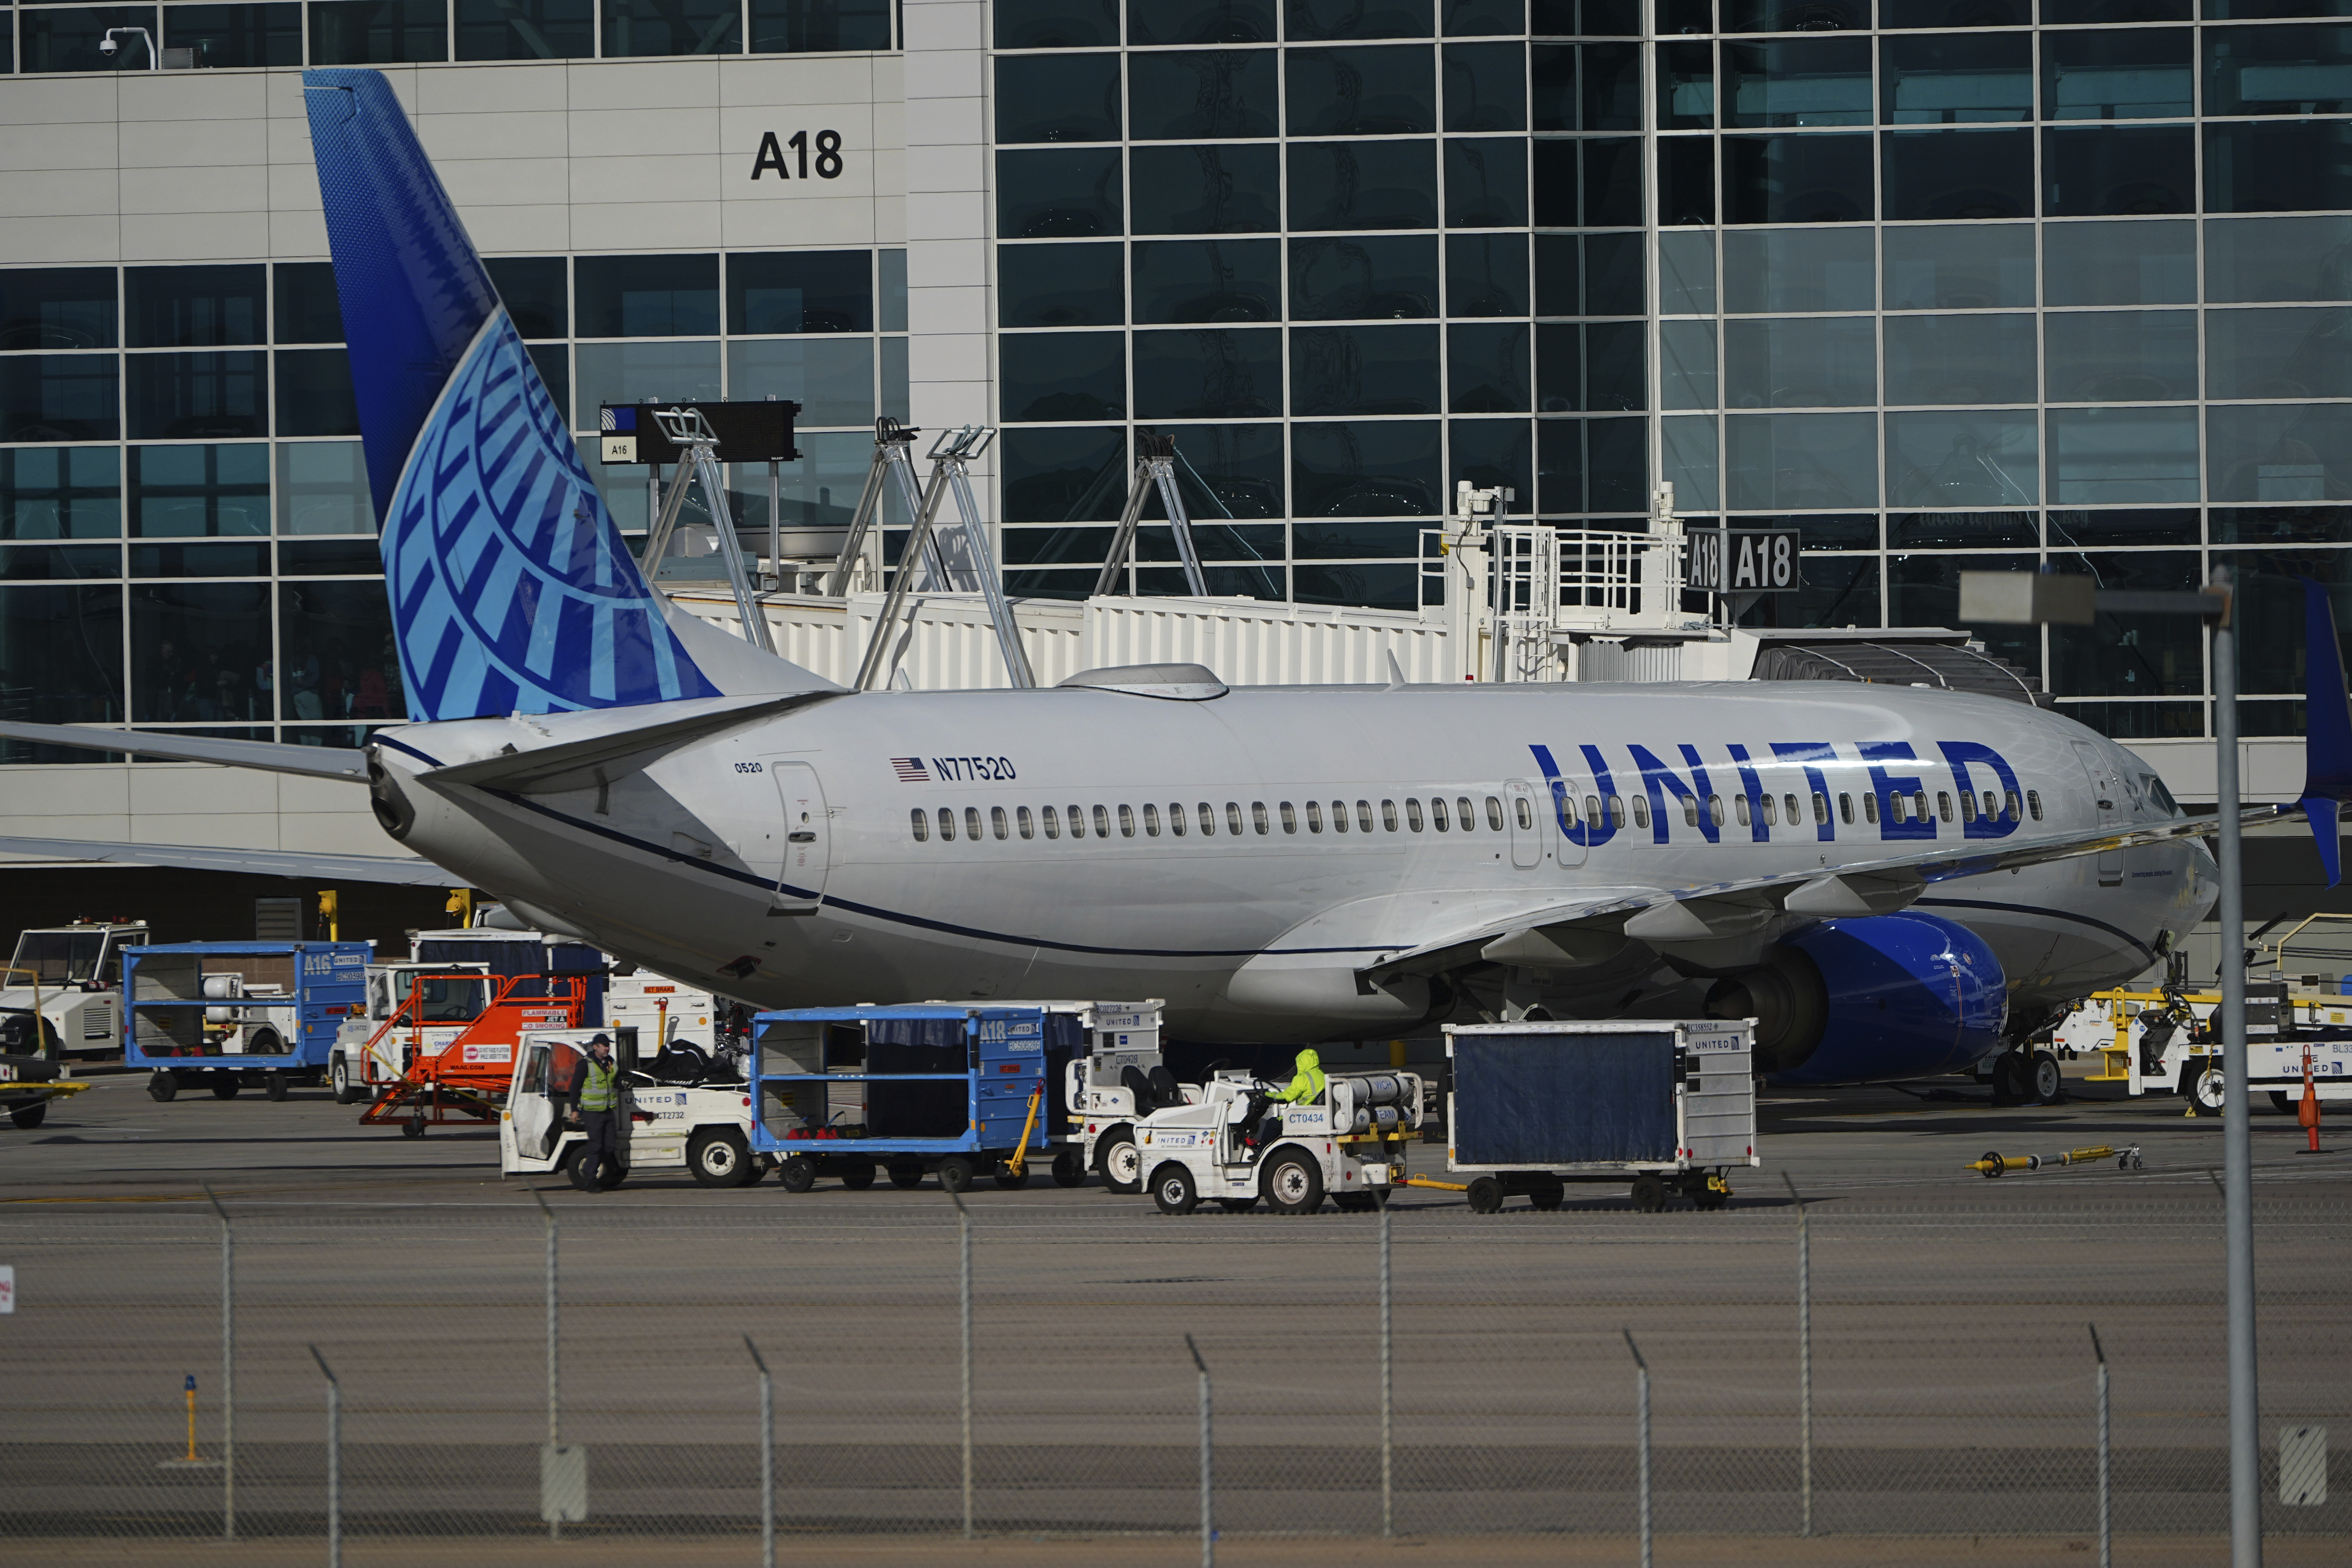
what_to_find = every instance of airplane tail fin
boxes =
[2297,576,2352,887]
[304,70,821,722]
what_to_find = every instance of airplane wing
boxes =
[0,835,451,886]
[0,721,367,780]
[1362,804,2292,980]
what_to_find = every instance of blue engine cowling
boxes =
[1710,912,2008,1086]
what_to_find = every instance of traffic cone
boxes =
[2299,1066,2322,1154]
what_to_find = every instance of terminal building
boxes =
[0,0,2346,940]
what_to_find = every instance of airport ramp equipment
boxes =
[1436,1020,1759,1214]
[125,942,372,1103]
[750,1003,1097,1193]
[357,969,594,1136]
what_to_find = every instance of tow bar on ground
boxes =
[1971,1144,2144,1177]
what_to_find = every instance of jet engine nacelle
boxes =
[1706,911,2007,1085]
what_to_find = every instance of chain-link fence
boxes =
[2,1191,2345,1546]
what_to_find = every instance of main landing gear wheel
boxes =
[887,1162,925,1189]
[1466,1176,1505,1214]
[330,1060,357,1105]
[147,1071,178,1103]
[1150,1161,1199,1215]
[1629,1175,1669,1213]
[1098,1130,1142,1195]
[937,1155,975,1194]
[1051,1149,1088,1188]
[777,1154,817,1193]
[2031,1049,2064,1105]
[1264,1151,1325,1215]
[690,1128,757,1187]
[211,1076,240,1100]
[841,1160,878,1189]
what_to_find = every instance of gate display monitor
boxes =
[598,401,799,466]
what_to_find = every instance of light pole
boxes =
[1959,567,2257,1568]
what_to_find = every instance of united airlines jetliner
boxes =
[5,69,2348,1089]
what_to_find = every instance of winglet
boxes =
[2297,577,2352,887]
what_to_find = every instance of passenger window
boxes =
[1913,790,1929,822]
[1584,794,1601,825]
[1709,793,1724,827]
[992,806,1009,840]
[1837,793,1853,824]
[938,808,957,841]
[1018,806,1034,839]
[1044,805,1061,839]
[1382,799,1399,831]
[1811,792,1828,824]
[966,806,984,840]
[1759,793,1776,826]
[1093,804,1112,837]
[1485,796,1504,831]
[1280,801,1297,832]
[1514,796,1534,830]
[2027,789,2043,821]
[1786,793,1802,825]
[1332,800,1350,833]
[1432,797,1450,831]
[1117,804,1135,837]
[1406,797,1425,831]
[1681,794,1699,828]
[1355,800,1372,832]
[1307,800,1324,832]
[911,808,929,842]
[1143,804,1161,836]
[1458,795,1476,828]
[1197,803,1214,836]
[1254,802,1271,834]
[1863,793,1879,824]
[2004,790,2020,820]
[1165,803,1183,837]
[1608,795,1626,828]
[1939,791,1955,824]
[1958,791,1976,824]
[1891,794,1908,824]
[1982,790,1998,820]
[1224,802,1242,835]
[1631,796,1650,829]
[1736,794,1752,828]
[1065,806,1084,840]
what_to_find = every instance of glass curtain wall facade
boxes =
[0,250,907,763]
[990,0,2352,739]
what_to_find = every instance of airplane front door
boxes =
[2071,741,2123,887]
[768,761,831,913]
[1505,779,1544,869]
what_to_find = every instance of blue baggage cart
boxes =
[749,1004,1083,1192]
[125,942,372,1102]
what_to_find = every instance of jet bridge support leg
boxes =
[637,407,777,655]
[1091,434,1209,599]
[851,426,1033,692]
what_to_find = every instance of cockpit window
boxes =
[2142,774,2178,816]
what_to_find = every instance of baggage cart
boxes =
[125,942,372,1102]
[1443,1020,1759,1213]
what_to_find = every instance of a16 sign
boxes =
[1690,528,1801,593]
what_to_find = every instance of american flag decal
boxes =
[890,757,930,782]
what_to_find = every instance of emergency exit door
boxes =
[1505,779,1543,869]
[768,761,831,912]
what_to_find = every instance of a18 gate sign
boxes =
[1688,528,1802,594]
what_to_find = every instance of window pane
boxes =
[1725,412,1881,509]
[2205,216,2352,304]
[1661,320,1718,409]
[2043,126,2194,218]
[485,257,570,339]
[1005,243,1129,327]
[2207,122,2352,215]
[2045,550,2205,697]
[1289,236,1440,320]
[0,356,120,442]
[131,581,271,722]
[1135,328,1284,417]
[727,338,874,425]
[1882,223,2035,309]
[1128,49,1279,138]
[1289,45,1437,134]
[1451,417,1534,510]
[1002,426,1127,522]
[1289,325,1439,416]
[279,579,401,723]
[1,447,120,541]
[997,53,1122,143]
[276,441,376,535]
[1000,148,1127,238]
[728,251,871,334]
[880,249,907,331]
[127,352,265,440]
[1880,32,2030,124]
[1886,408,2038,508]
[600,0,738,54]
[574,254,720,337]
[2205,23,2352,117]
[456,0,593,58]
[1000,332,1126,421]
[767,429,897,539]
[2042,27,2192,119]
[1724,317,1877,408]
[2043,0,2186,18]
[18,6,161,72]
[1292,419,1442,515]
[1882,313,2037,404]
[1290,0,1433,38]
[2044,310,2198,402]
[2040,220,2194,308]
[1721,226,1875,312]
[1445,137,1528,227]
[572,341,723,425]
[1659,230,1717,314]
[0,269,117,352]
[310,0,448,63]
[127,445,269,538]
[2045,407,2201,503]
[2208,404,2352,502]
[1722,134,1874,223]
[1535,319,1644,409]
[1536,415,1649,512]
[749,0,891,51]
[164,2,305,65]
[1448,323,1530,412]
[1447,0,1524,33]
[2207,307,2352,400]
[1447,233,1529,317]
[1143,423,1286,521]
[1293,562,1419,608]
[272,349,360,438]
[1657,40,1716,131]
[1131,240,1275,324]
[1880,128,2031,220]
[1129,0,1276,44]
[1723,0,1868,28]
[0,585,124,741]
[1445,41,1526,131]
[1660,412,1718,507]
[1129,144,1275,234]
[125,264,265,348]
[1725,38,1872,127]
[996,0,1117,47]
[1289,141,1440,230]
[272,262,341,345]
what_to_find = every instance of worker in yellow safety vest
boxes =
[1250,1048,1326,1157]
[570,1033,624,1191]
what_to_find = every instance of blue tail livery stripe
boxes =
[303,67,717,720]
[2298,576,2352,887]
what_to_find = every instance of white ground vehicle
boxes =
[499,1028,764,1188]
[1060,1000,1172,1191]
[1132,1069,1423,1215]
[1,921,146,1060]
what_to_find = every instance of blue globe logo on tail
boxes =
[303,68,719,722]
